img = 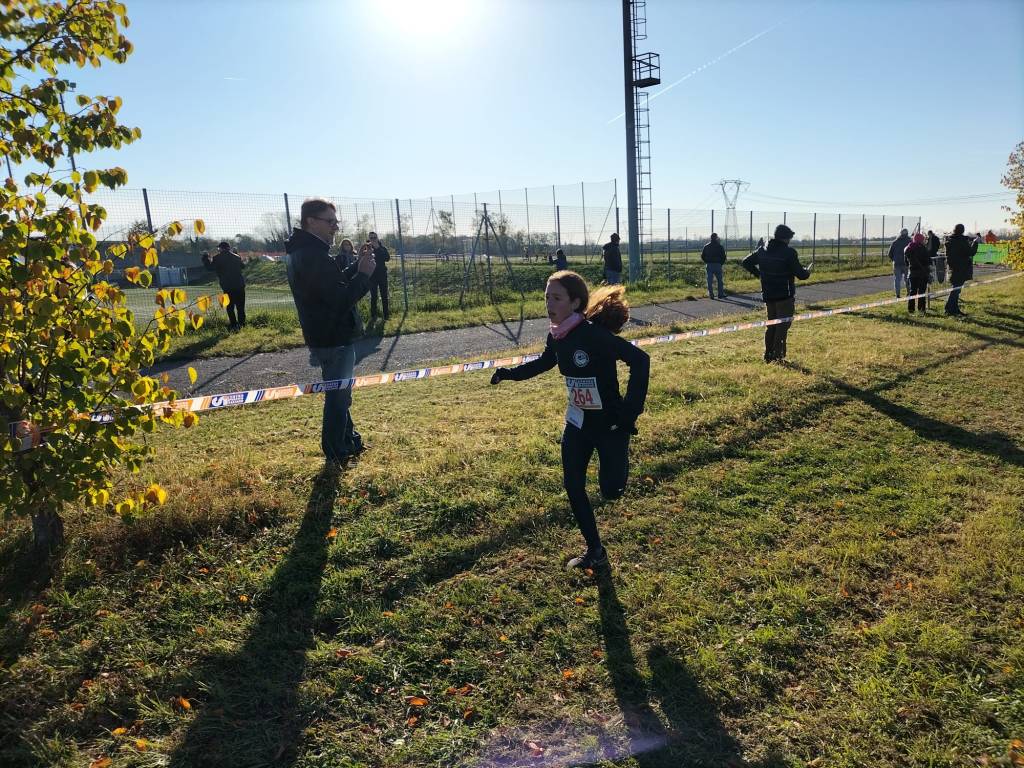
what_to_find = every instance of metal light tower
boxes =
[622,0,660,282]
[715,179,748,248]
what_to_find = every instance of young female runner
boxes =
[491,270,649,570]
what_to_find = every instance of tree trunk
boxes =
[32,508,65,554]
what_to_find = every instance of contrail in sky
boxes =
[607,22,782,123]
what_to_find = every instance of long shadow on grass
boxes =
[168,462,341,768]
[354,344,997,620]
[640,342,996,485]
[595,568,749,767]
[791,365,1024,470]
[0,528,54,669]
[855,311,1024,351]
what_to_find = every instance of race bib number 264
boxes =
[565,376,602,410]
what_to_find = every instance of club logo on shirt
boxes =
[573,350,589,367]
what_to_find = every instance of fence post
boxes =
[555,205,562,250]
[451,194,457,242]
[881,215,885,259]
[142,188,154,233]
[711,209,714,234]
[395,198,408,313]
[580,181,587,264]
[524,187,531,259]
[783,211,787,226]
[749,210,753,251]
[614,178,620,234]
[861,214,866,265]
[667,207,672,281]
[837,213,841,268]
[812,212,817,262]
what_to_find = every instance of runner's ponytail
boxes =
[585,285,629,334]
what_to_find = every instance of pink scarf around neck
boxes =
[550,312,585,340]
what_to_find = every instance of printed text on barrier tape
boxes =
[9,271,1022,453]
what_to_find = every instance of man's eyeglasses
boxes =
[312,216,339,225]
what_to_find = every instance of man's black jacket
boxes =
[602,241,623,272]
[203,250,246,292]
[700,240,726,265]
[944,234,978,285]
[372,243,390,280]
[285,228,370,348]
[741,239,811,302]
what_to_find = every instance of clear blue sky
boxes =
[68,0,1023,232]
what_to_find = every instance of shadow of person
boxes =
[594,566,668,764]
[168,462,341,768]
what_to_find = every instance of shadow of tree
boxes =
[168,462,341,768]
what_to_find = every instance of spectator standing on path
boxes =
[554,248,568,271]
[286,198,375,462]
[984,229,998,245]
[367,231,390,322]
[700,232,727,299]
[926,229,943,283]
[202,241,247,331]
[741,224,813,363]
[602,233,623,284]
[338,238,356,268]
[887,228,912,298]
[904,232,931,313]
[490,271,649,572]
[943,224,978,316]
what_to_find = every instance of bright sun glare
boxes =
[374,0,478,41]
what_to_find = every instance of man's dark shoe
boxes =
[567,546,607,571]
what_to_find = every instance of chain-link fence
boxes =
[88,182,920,322]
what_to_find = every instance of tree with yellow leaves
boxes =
[1001,141,1024,270]
[1,1,218,553]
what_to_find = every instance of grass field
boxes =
[2,278,1022,767]
[140,250,893,361]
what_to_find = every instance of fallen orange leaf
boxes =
[591,649,604,659]
[406,715,419,727]
[174,696,191,710]
[574,597,585,605]
[238,595,248,603]
[326,527,338,540]
[562,669,575,680]
[135,738,149,751]
[111,727,127,736]
[334,649,353,659]
[406,696,429,707]
[89,758,112,768]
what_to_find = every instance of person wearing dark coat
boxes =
[700,232,727,299]
[904,232,931,313]
[602,233,623,284]
[554,248,568,271]
[943,224,979,316]
[286,198,375,461]
[926,230,943,283]
[367,231,390,322]
[202,241,247,330]
[887,229,912,298]
[741,224,813,363]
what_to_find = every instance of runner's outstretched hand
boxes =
[490,368,511,385]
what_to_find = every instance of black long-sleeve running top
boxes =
[505,320,649,433]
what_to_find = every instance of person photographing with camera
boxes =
[286,199,376,463]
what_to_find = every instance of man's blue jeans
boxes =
[894,264,909,297]
[706,263,724,298]
[604,269,622,285]
[309,344,360,460]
